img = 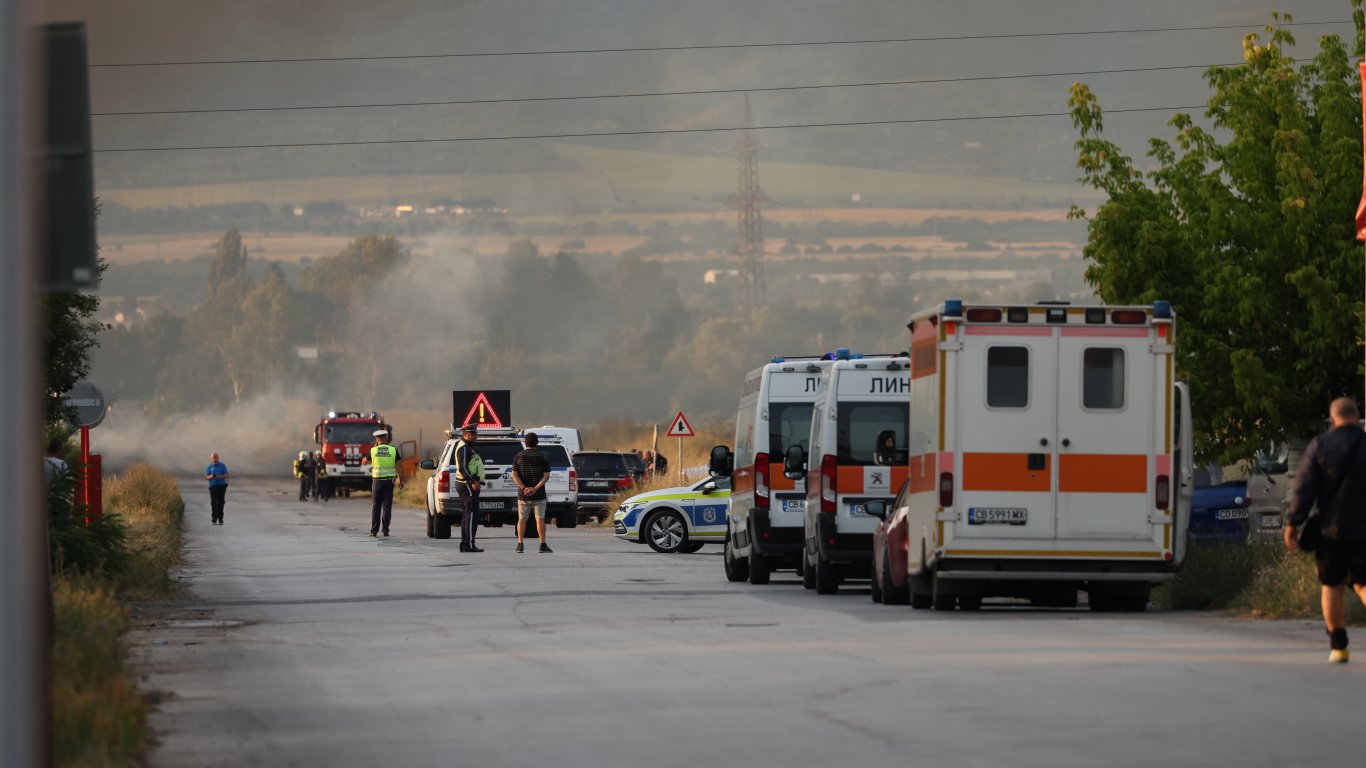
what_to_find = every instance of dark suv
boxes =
[573,451,634,519]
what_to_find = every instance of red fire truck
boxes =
[313,410,391,493]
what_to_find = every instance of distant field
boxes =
[96,142,1093,212]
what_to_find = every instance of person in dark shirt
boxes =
[1286,397,1366,664]
[512,432,553,553]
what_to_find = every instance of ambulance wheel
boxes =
[882,544,910,605]
[679,542,705,554]
[644,510,687,553]
[814,553,839,595]
[801,551,816,590]
[426,510,435,538]
[1122,588,1150,613]
[723,534,749,582]
[433,513,452,540]
[748,545,771,585]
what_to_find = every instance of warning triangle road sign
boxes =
[462,391,504,428]
[665,410,695,438]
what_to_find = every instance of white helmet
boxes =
[299,451,308,459]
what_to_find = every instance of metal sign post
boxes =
[63,380,106,523]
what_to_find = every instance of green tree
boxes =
[1068,10,1364,459]
[41,283,106,424]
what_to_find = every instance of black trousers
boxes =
[299,476,313,500]
[209,485,227,521]
[371,478,395,534]
[457,483,480,547]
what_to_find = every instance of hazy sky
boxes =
[37,0,1361,200]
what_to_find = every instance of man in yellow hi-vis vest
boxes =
[454,423,485,552]
[367,428,403,538]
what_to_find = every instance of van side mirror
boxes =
[419,459,435,471]
[783,444,807,479]
[709,445,734,478]
[863,500,888,521]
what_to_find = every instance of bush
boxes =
[105,464,185,598]
[1238,549,1366,624]
[48,469,128,578]
[1153,541,1282,610]
[50,575,148,767]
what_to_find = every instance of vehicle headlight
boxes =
[614,503,637,520]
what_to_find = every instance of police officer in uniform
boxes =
[454,424,485,552]
[367,428,403,537]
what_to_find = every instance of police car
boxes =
[612,475,731,553]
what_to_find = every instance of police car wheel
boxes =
[679,542,705,554]
[644,510,687,553]
[723,534,749,582]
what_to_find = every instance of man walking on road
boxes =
[512,432,553,553]
[206,452,230,526]
[454,424,484,552]
[367,429,403,538]
[1286,396,1366,663]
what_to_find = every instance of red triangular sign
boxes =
[462,392,504,428]
[665,411,695,437]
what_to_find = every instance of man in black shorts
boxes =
[512,432,553,553]
[1286,397,1366,663]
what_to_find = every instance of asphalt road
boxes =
[134,478,1361,768]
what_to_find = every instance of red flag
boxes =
[1357,62,1366,240]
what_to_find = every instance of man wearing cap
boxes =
[367,428,403,538]
[454,424,485,552]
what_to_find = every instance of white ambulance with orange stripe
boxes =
[787,350,912,594]
[711,356,833,585]
[876,299,1193,611]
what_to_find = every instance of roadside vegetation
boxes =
[49,461,185,767]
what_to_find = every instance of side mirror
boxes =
[863,500,888,521]
[709,445,734,478]
[700,479,717,494]
[419,459,435,471]
[783,444,807,480]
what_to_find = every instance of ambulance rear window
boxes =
[987,347,1029,408]
[769,402,814,458]
[1083,348,1125,409]
[836,403,909,467]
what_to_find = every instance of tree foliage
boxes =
[1068,10,1364,459]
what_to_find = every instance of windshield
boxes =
[769,402,814,458]
[1194,464,1238,488]
[325,423,383,444]
[573,453,628,477]
[836,402,909,466]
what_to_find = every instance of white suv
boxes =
[421,430,578,538]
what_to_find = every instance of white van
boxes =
[708,356,832,585]
[527,426,582,456]
[786,351,911,594]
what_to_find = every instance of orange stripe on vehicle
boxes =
[837,466,865,494]
[1058,454,1147,493]
[962,453,1050,492]
[769,463,797,492]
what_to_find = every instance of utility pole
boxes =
[732,96,766,313]
[1,2,48,766]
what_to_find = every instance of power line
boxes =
[92,60,1269,117]
[87,20,1348,68]
[93,104,1207,153]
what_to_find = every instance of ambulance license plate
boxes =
[968,507,1028,525]
[783,499,805,512]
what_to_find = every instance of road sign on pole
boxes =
[665,411,695,438]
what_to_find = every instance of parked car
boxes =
[1245,443,1288,542]
[421,429,578,538]
[621,451,648,484]
[572,450,634,520]
[1189,464,1250,543]
[612,475,731,553]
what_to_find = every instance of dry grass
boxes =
[104,464,186,599]
[1238,549,1366,624]
[50,576,148,768]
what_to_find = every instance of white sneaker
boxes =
[1329,648,1350,664]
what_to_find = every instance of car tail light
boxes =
[1155,475,1169,510]
[616,477,633,489]
[569,469,577,492]
[754,451,770,509]
[820,454,837,514]
[438,470,450,495]
[938,472,953,508]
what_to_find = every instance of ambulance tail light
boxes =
[1155,475,1170,510]
[438,470,450,495]
[939,472,954,508]
[569,469,577,493]
[820,454,838,514]
[754,452,771,509]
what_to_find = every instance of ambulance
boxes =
[707,356,833,585]
[782,350,911,594]
[875,299,1193,611]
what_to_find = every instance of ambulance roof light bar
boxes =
[1153,300,1174,321]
